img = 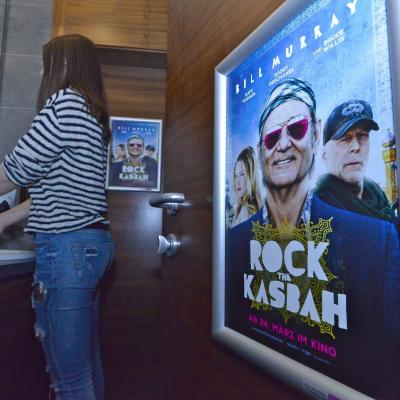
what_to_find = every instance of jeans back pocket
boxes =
[70,242,111,288]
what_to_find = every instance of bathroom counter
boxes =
[0,250,35,279]
[0,220,35,278]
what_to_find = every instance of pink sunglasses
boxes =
[263,115,309,150]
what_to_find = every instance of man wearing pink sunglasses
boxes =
[226,78,399,397]
[258,78,320,227]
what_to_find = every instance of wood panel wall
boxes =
[52,0,168,51]
[99,49,166,117]
[160,1,308,398]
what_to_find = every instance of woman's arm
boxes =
[0,198,31,234]
[0,163,17,195]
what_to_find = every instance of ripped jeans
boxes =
[32,229,114,400]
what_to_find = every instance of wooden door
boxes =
[98,48,166,400]
[159,1,308,398]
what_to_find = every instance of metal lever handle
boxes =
[149,193,185,215]
[157,234,180,256]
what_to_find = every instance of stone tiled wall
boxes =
[0,0,52,161]
[0,0,52,249]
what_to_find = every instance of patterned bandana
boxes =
[259,78,316,136]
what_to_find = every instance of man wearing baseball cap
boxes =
[315,100,395,222]
[226,84,399,396]
[143,144,156,162]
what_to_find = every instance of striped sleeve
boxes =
[4,102,63,186]
[4,88,109,234]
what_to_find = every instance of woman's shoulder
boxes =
[45,88,87,108]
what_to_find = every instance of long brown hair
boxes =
[37,34,111,142]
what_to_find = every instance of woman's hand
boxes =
[0,199,31,234]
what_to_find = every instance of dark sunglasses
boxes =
[263,115,309,150]
[128,143,143,148]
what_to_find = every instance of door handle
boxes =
[149,193,185,215]
[157,234,180,256]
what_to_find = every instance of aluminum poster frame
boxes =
[212,1,400,399]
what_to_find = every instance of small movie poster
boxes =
[221,0,399,398]
[106,117,162,191]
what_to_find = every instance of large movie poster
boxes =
[224,0,399,398]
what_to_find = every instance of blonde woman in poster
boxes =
[232,146,262,227]
[226,78,400,398]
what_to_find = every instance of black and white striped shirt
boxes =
[4,88,109,233]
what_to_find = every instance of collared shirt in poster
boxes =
[262,190,313,226]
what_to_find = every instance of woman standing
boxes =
[0,34,114,400]
[232,146,262,226]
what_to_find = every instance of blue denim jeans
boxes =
[32,229,114,400]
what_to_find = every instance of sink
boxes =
[0,249,35,262]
